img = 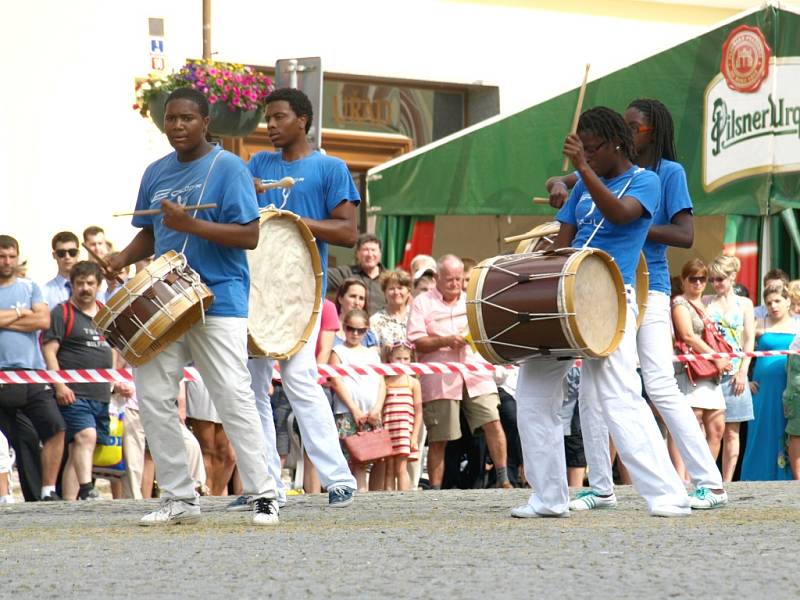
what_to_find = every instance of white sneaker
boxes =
[650,504,691,518]
[511,504,569,519]
[568,490,617,511]
[0,495,15,504]
[689,488,728,510]
[252,497,280,526]
[139,498,201,526]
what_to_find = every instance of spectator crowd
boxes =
[1,227,799,505]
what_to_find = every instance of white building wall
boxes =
[1,0,767,282]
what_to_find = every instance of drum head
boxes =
[563,250,626,358]
[247,210,322,360]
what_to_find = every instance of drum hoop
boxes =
[247,208,323,360]
[466,256,508,365]
[561,249,626,359]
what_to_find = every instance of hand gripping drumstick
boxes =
[561,63,591,172]
[81,243,125,284]
[113,203,218,217]
[255,176,296,193]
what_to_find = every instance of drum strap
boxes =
[581,167,644,249]
[179,147,224,326]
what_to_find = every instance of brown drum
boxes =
[94,250,214,367]
[508,221,649,327]
[466,248,626,364]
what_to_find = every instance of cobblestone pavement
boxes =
[1,482,799,599]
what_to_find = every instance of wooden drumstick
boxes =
[255,176,296,193]
[113,203,218,217]
[531,197,551,205]
[81,243,125,284]
[561,63,591,172]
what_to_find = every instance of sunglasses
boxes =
[688,276,707,284]
[708,276,727,283]
[390,340,415,350]
[629,124,654,135]
[345,325,368,335]
[55,248,79,258]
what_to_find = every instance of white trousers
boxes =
[135,317,276,500]
[517,293,689,513]
[0,430,11,474]
[248,316,356,492]
[581,291,723,493]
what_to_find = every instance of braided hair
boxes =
[577,107,636,163]
[627,98,677,172]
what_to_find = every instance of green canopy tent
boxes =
[367,3,800,295]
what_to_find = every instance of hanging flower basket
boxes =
[134,59,273,138]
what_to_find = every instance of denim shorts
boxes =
[720,374,754,423]
[59,397,112,444]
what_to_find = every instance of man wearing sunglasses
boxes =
[42,232,80,308]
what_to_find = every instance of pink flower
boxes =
[208,68,218,76]
[216,78,223,86]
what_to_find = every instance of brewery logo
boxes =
[721,25,771,93]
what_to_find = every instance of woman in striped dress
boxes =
[382,341,422,491]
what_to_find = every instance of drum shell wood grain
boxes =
[466,249,626,364]
[93,250,213,366]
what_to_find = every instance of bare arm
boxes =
[303,200,357,248]
[41,340,75,406]
[2,302,50,333]
[368,378,387,425]
[413,334,466,355]
[551,222,577,250]
[545,172,579,209]
[328,352,365,422]
[647,210,694,248]
[161,201,260,249]
[673,302,729,372]
[108,228,156,273]
[563,134,643,225]
[316,330,336,365]
[410,379,423,452]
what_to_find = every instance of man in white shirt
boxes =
[41,232,80,308]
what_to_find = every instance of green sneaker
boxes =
[568,490,617,511]
[689,487,728,510]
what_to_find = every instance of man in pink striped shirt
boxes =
[407,255,511,489]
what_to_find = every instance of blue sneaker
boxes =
[328,486,354,508]
[226,495,250,512]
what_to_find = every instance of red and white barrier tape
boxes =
[1,348,798,385]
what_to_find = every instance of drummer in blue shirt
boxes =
[511,106,690,519]
[545,100,728,513]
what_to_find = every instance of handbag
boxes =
[674,298,734,385]
[343,425,394,464]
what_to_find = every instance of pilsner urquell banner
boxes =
[367,5,800,218]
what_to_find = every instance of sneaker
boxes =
[252,497,280,526]
[568,490,617,511]
[689,487,728,510]
[328,486,354,508]
[650,504,691,518]
[226,495,250,512]
[0,495,15,504]
[139,498,201,526]
[79,487,102,501]
[41,492,62,501]
[511,504,569,519]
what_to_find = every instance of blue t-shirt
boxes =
[247,151,361,293]
[0,278,46,369]
[557,166,660,285]
[132,146,259,318]
[642,159,693,294]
